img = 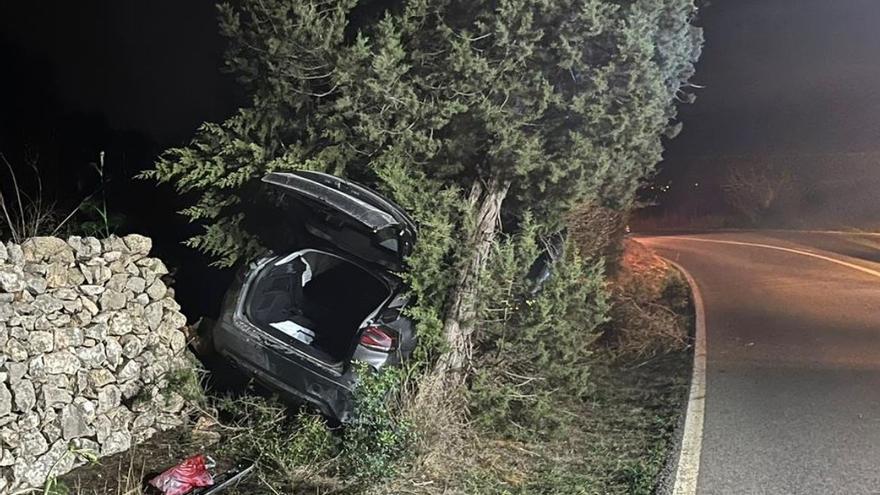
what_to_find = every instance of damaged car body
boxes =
[212,171,418,421]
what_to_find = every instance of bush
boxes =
[161,359,207,406]
[603,240,691,357]
[341,365,413,483]
[469,220,610,439]
[567,201,628,270]
[0,151,120,242]
[216,395,336,488]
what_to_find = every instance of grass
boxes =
[365,348,689,495]
[604,239,691,358]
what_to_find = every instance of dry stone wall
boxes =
[0,235,193,492]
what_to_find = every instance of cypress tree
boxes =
[143,0,702,392]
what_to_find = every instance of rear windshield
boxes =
[246,186,409,267]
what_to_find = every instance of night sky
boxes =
[668,0,880,159]
[0,1,240,147]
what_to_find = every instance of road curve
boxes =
[640,231,880,495]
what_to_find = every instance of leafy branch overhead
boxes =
[143,0,702,268]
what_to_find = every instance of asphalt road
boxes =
[640,231,880,495]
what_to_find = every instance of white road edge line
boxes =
[665,259,707,495]
[674,237,880,280]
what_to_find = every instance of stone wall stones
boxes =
[0,235,193,492]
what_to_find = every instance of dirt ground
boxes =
[57,426,240,495]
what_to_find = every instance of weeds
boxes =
[78,453,145,495]
[604,240,692,358]
[212,394,337,493]
[161,366,207,406]
[470,220,610,440]
[78,152,124,238]
[0,150,119,242]
[0,152,66,242]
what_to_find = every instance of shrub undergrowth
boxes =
[469,217,611,439]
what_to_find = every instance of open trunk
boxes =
[246,250,392,367]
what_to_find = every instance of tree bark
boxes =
[420,175,510,400]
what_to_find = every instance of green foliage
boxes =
[77,153,123,238]
[373,159,463,364]
[214,369,411,489]
[0,151,124,242]
[161,366,206,406]
[140,1,702,487]
[143,0,702,268]
[341,364,413,483]
[661,269,692,315]
[452,352,689,495]
[217,396,336,482]
[469,221,610,438]
[43,477,70,495]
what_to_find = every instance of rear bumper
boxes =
[213,316,356,421]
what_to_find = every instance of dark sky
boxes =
[0,1,240,147]
[666,0,880,160]
[3,1,880,158]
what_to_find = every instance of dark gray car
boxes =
[212,171,418,421]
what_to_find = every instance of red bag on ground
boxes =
[149,454,215,495]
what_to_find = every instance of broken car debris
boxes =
[149,454,254,495]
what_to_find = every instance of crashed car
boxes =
[212,171,418,421]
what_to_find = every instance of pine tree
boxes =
[143,0,702,393]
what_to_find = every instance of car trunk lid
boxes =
[262,171,416,271]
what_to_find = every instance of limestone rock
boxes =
[97,385,121,414]
[33,294,64,314]
[61,402,94,440]
[54,326,84,349]
[87,369,116,390]
[0,235,194,488]
[27,331,54,355]
[105,337,123,369]
[108,312,133,336]
[24,273,47,295]
[43,350,79,375]
[99,289,126,311]
[146,280,167,301]
[0,384,11,417]
[117,360,141,383]
[10,380,35,412]
[0,266,25,293]
[77,344,106,369]
[4,339,27,362]
[123,235,152,256]
[21,237,74,265]
[42,387,73,410]
[18,430,48,457]
[101,430,131,457]
[5,243,23,265]
[119,335,143,359]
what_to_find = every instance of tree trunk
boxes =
[419,175,510,401]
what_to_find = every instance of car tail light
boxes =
[359,325,397,352]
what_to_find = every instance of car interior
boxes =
[246,250,391,365]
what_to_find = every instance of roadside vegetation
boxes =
[57,235,692,495]
[14,0,703,493]
[0,151,122,242]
